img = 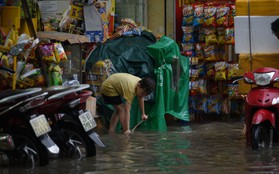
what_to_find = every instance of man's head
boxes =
[136,77,156,97]
[271,18,279,39]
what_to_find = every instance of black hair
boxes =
[139,77,156,95]
[271,18,279,34]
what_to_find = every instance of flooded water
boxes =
[2,121,279,174]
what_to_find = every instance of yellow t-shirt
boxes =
[101,73,141,104]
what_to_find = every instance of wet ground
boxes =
[1,121,279,174]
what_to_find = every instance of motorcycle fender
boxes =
[252,109,276,127]
[40,134,60,154]
[88,132,105,148]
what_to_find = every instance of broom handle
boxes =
[131,120,144,132]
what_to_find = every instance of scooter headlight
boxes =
[254,72,275,86]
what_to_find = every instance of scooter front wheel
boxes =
[252,123,272,150]
[8,127,49,167]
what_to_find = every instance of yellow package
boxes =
[54,43,67,62]
[69,4,83,20]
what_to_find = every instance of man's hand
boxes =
[142,114,148,121]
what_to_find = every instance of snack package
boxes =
[207,96,221,114]
[39,43,56,63]
[217,45,226,61]
[198,79,207,94]
[228,83,239,99]
[182,4,194,26]
[182,26,195,43]
[204,27,218,45]
[197,26,206,43]
[225,27,235,45]
[203,4,217,27]
[216,4,230,27]
[204,44,217,62]
[227,63,239,79]
[214,61,227,81]
[54,43,67,62]
[206,63,215,78]
[181,43,194,57]
[193,3,204,26]
[229,4,235,27]
[69,4,83,20]
[197,96,208,113]
[51,65,63,85]
[194,43,205,61]
[217,27,226,45]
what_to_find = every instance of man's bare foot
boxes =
[108,130,115,134]
[123,130,131,134]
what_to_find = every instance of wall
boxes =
[147,0,175,39]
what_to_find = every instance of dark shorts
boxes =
[102,94,123,105]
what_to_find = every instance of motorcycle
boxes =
[37,84,105,159]
[0,65,59,167]
[0,87,60,167]
[235,67,279,150]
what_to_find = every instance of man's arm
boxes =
[125,102,132,132]
[137,96,148,120]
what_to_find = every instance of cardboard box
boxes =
[236,0,279,16]
[238,53,279,94]
[37,31,89,44]
[234,16,279,54]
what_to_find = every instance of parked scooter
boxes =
[0,87,60,167]
[37,83,105,159]
[234,67,279,150]
[0,65,60,167]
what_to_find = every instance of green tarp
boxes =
[85,33,190,132]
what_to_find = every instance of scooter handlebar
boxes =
[0,66,15,73]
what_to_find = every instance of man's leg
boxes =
[109,111,119,133]
[109,104,126,133]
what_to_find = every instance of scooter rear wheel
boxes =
[252,123,271,150]
[56,122,96,159]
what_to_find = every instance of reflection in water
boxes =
[1,122,279,173]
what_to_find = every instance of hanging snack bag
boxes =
[204,27,218,45]
[204,44,217,62]
[217,45,226,61]
[182,26,195,43]
[51,65,63,85]
[193,3,204,26]
[217,27,226,45]
[207,96,221,114]
[206,62,215,78]
[225,27,235,44]
[214,61,227,81]
[194,43,205,61]
[69,4,83,20]
[227,63,239,79]
[203,3,217,28]
[229,4,236,27]
[181,43,194,57]
[197,26,205,43]
[216,4,230,27]
[197,96,208,113]
[198,79,207,94]
[39,43,56,63]
[182,4,194,26]
[54,42,67,62]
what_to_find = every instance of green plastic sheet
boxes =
[85,34,190,132]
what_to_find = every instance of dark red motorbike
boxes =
[0,64,59,167]
[37,84,105,159]
[236,67,279,150]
